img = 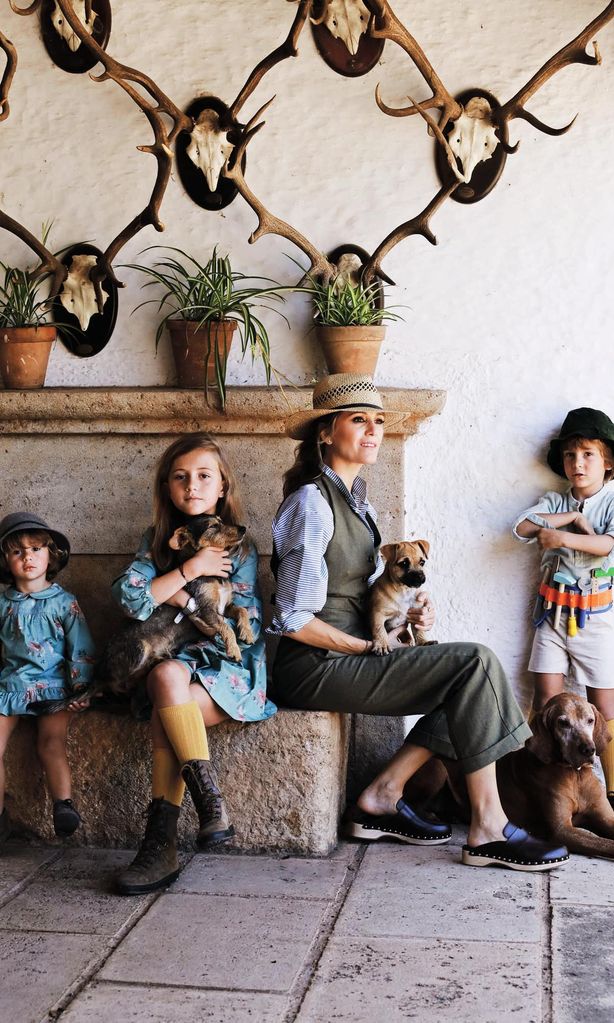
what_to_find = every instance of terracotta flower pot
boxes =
[316,324,386,376]
[0,325,56,389]
[167,318,237,390]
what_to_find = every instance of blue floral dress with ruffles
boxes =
[112,529,277,723]
[0,584,96,715]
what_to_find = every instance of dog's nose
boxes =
[578,742,596,758]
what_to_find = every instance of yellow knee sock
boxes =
[152,747,186,807]
[158,701,209,765]
[600,719,614,794]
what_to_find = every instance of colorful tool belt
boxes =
[538,580,613,612]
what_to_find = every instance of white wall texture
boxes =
[2,1,614,706]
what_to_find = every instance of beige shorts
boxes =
[528,608,614,690]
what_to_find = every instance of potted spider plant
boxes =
[127,246,288,409]
[294,261,403,375]
[0,259,57,389]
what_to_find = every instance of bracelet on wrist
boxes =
[178,564,189,584]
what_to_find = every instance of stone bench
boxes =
[3,550,353,855]
[5,708,350,855]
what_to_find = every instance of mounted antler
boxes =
[181,1,313,202]
[367,0,614,190]
[0,29,18,122]
[361,181,456,286]
[44,0,191,307]
[224,100,338,283]
[496,1,614,142]
[0,210,68,300]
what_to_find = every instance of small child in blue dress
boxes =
[112,432,276,895]
[0,512,96,843]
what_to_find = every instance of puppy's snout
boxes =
[404,569,426,587]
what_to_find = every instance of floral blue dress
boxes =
[0,584,96,715]
[112,529,277,723]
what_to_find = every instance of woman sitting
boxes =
[269,373,568,872]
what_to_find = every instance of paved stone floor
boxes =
[1,827,613,1023]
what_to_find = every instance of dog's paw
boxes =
[371,641,390,656]
[238,624,256,645]
[227,640,243,663]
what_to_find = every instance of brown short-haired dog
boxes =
[408,693,614,860]
[369,540,433,656]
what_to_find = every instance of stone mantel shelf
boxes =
[0,387,446,435]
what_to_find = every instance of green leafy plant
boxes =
[0,222,55,329]
[289,257,404,327]
[126,246,289,407]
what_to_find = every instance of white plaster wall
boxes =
[2,1,614,705]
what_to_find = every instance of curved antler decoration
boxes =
[496,1,614,141]
[0,209,68,300]
[0,29,18,122]
[366,0,614,193]
[47,0,190,305]
[361,181,457,287]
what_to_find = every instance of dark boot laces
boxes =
[188,762,223,821]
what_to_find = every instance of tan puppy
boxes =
[369,540,432,655]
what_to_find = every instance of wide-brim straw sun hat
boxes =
[0,511,70,583]
[284,374,407,440]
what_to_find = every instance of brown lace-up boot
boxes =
[116,798,181,895]
[181,759,234,848]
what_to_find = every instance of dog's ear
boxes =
[589,703,612,755]
[168,526,191,551]
[380,544,396,563]
[525,708,557,764]
[415,540,430,559]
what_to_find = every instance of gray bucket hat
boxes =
[0,512,70,583]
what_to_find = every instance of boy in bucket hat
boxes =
[0,512,96,842]
[513,409,614,804]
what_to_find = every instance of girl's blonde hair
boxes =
[151,433,244,572]
[0,530,66,582]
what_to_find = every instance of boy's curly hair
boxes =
[0,530,67,583]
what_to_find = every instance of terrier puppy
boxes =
[30,515,254,713]
[369,540,433,655]
[97,514,255,696]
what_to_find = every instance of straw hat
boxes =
[285,374,406,440]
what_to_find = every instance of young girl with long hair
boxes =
[113,433,275,894]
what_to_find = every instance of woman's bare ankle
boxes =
[356,778,402,816]
[467,813,508,848]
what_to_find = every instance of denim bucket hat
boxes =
[547,408,614,478]
[0,512,70,583]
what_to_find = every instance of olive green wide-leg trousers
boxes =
[272,640,531,774]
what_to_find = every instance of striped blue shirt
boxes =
[269,463,383,635]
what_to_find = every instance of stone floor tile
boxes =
[61,982,289,1022]
[0,930,105,1023]
[552,905,614,1023]
[0,878,145,935]
[297,936,541,1023]
[173,848,355,899]
[39,847,141,884]
[335,843,541,942]
[100,892,326,992]
[550,853,614,905]
[0,843,59,896]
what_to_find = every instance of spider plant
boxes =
[0,221,56,328]
[289,256,404,327]
[126,246,289,408]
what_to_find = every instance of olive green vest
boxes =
[313,474,379,639]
